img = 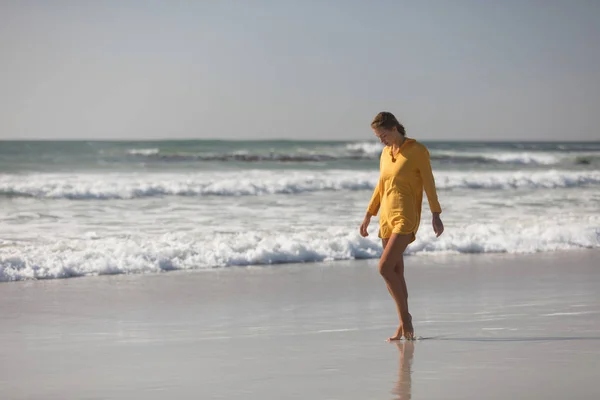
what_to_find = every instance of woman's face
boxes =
[373,127,395,146]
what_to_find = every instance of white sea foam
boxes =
[409,219,600,255]
[1,169,599,199]
[430,150,600,165]
[3,141,598,283]
[127,148,160,156]
[2,221,598,281]
[345,142,384,156]
[118,144,600,165]
[436,169,600,190]
[482,151,560,165]
[342,143,566,164]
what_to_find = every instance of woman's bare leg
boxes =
[379,233,413,341]
[394,253,413,340]
[381,238,403,334]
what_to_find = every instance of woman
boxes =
[360,111,444,341]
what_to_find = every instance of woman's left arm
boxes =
[418,146,444,236]
[418,146,442,214]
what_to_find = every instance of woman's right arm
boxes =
[360,179,380,237]
[366,148,384,217]
[360,150,383,237]
[366,179,381,217]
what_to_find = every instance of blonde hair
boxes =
[371,111,405,136]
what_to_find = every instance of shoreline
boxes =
[2,247,598,284]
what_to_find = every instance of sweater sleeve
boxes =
[418,145,442,214]
[366,179,381,216]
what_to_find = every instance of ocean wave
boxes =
[123,142,600,166]
[123,142,383,163]
[435,170,600,190]
[127,148,160,156]
[345,142,384,156]
[150,152,344,162]
[431,151,561,165]
[1,170,599,199]
[431,150,600,165]
[2,223,598,281]
[483,151,560,165]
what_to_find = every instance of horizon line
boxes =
[1,138,599,143]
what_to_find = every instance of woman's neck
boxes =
[391,136,406,149]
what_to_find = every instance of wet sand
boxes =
[1,250,599,399]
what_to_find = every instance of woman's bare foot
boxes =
[386,326,404,341]
[402,316,415,340]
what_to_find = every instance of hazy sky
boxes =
[1,0,599,141]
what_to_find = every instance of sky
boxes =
[1,0,599,141]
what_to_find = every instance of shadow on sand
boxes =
[389,335,600,398]
[433,336,600,342]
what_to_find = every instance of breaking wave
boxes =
[125,144,600,166]
[1,170,599,200]
[2,222,598,281]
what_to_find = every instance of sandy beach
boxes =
[1,250,599,399]
[2,1,599,399]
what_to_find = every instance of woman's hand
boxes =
[360,214,372,237]
[432,213,444,237]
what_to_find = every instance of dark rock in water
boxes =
[575,158,591,165]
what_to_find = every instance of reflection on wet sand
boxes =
[391,341,414,399]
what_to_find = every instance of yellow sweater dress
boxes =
[367,138,442,242]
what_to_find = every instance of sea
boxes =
[1,140,599,282]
